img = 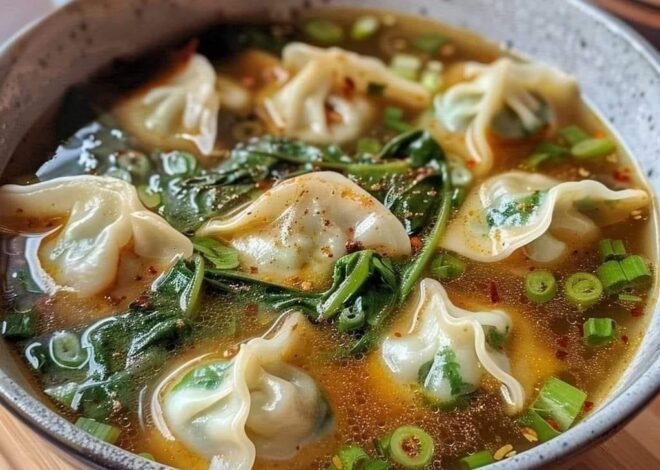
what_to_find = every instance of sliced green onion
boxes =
[137,185,161,209]
[116,151,151,178]
[367,82,386,96]
[571,137,616,159]
[420,70,441,93]
[303,19,344,44]
[618,293,642,303]
[596,260,628,294]
[525,141,569,169]
[583,317,616,347]
[383,106,414,132]
[356,137,382,155]
[519,410,561,443]
[330,445,369,470]
[559,125,590,146]
[532,377,587,432]
[412,33,449,55]
[390,54,422,81]
[1,311,36,339]
[25,342,47,370]
[351,15,380,40]
[75,417,120,444]
[620,255,652,286]
[450,166,473,188]
[44,382,78,407]
[375,433,391,458]
[564,273,603,311]
[598,239,626,261]
[431,253,466,280]
[138,452,155,461]
[525,270,557,304]
[49,331,88,369]
[363,460,393,470]
[459,450,495,469]
[161,151,197,176]
[389,425,434,468]
[337,307,366,332]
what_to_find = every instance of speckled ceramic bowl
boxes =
[0,1,658,469]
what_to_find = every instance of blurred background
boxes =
[0,0,658,47]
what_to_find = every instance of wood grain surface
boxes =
[0,396,657,469]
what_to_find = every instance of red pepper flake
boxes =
[583,401,594,412]
[466,160,476,169]
[556,336,569,349]
[546,417,561,431]
[555,350,568,360]
[134,275,143,281]
[621,335,629,344]
[345,240,364,253]
[147,266,158,275]
[249,266,259,274]
[630,307,644,317]
[489,281,500,304]
[613,168,630,182]
[410,236,423,253]
[343,76,356,97]
[394,332,402,338]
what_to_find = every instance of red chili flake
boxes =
[546,417,561,431]
[394,332,402,338]
[489,281,500,304]
[343,76,356,97]
[410,236,423,254]
[147,266,158,275]
[555,350,568,360]
[249,266,259,274]
[613,168,630,182]
[583,401,594,412]
[630,307,644,317]
[134,275,143,281]
[345,240,364,253]
[556,336,569,349]
[466,160,476,169]
[621,335,629,344]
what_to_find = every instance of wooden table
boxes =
[0,396,657,469]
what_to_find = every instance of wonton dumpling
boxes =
[434,58,578,175]
[115,53,221,156]
[158,313,330,469]
[0,176,193,295]
[197,171,411,287]
[441,171,649,263]
[262,43,430,144]
[381,278,524,413]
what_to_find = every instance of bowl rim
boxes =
[0,0,658,469]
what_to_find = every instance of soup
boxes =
[0,7,656,470]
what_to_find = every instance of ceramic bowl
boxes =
[0,0,658,468]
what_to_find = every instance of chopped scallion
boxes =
[389,425,434,468]
[389,53,422,81]
[618,293,642,304]
[351,15,380,40]
[431,253,466,280]
[596,260,628,294]
[519,410,560,443]
[459,450,495,469]
[303,19,344,44]
[49,331,88,369]
[138,452,155,461]
[137,185,161,209]
[571,137,616,159]
[559,125,590,146]
[1,311,36,339]
[532,377,587,431]
[363,459,393,470]
[420,69,441,93]
[620,255,652,286]
[337,307,366,332]
[412,33,449,55]
[598,239,626,261]
[330,445,369,470]
[524,270,557,304]
[75,417,121,444]
[564,273,603,311]
[583,317,616,347]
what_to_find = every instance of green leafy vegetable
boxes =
[532,376,587,432]
[192,237,240,270]
[486,191,546,227]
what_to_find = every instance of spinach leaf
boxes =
[173,360,233,391]
[192,237,240,270]
[385,174,443,234]
[377,130,445,167]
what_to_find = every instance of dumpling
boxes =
[433,58,579,175]
[441,171,649,263]
[197,171,411,288]
[262,42,430,144]
[381,278,524,413]
[0,176,193,296]
[115,53,222,156]
[157,313,331,469]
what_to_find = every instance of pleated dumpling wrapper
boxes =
[434,58,578,176]
[115,52,248,156]
[0,176,192,296]
[381,278,524,413]
[262,42,430,144]
[158,313,331,470]
[197,171,411,288]
[441,171,649,263]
